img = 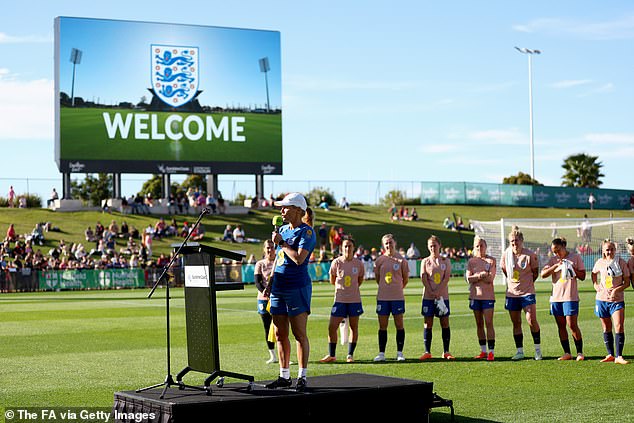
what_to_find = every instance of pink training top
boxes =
[421,255,452,300]
[329,256,364,303]
[254,258,274,300]
[501,247,539,297]
[545,252,585,302]
[592,257,630,303]
[375,253,409,301]
[466,255,496,300]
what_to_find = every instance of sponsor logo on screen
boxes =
[152,45,199,108]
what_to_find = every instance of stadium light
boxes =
[69,48,83,107]
[515,46,541,181]
[259,57,271,112]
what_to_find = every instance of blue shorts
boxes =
[257,299,270,315]
[421,299,451,317]
[550,301,579,317]
[376,300,405,316]
[595,300,625,318]
[269,284,312,317]
[505,294,536,311]
[469,299,495,311]
[331,302,364,318]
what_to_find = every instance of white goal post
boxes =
[470,217,634,285]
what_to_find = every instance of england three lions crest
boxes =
[151,44,199,108]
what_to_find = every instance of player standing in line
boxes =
[419,235,454,360]
[320,238,365,363]
[373,234,409,362]
[591,239,630,364]
[501,226,542,360]
[465,236,496,361]
[541,237,586,361]
[254,240,278,364]
[626,237,634,291]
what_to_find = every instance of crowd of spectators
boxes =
[1,216,212,273]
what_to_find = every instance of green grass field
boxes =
[60,108,282,162]
[2,281,634,422]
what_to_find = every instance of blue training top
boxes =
[273,222,316,289]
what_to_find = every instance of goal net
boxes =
[470,217,634,285]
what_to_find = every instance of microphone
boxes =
[272,215,284,231]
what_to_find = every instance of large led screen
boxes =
[55,17,282,174]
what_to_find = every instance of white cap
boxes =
[274,192,307,211]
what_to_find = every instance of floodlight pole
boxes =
[69,48,82,107]
[259,57,271,112]
[515,47,540,181]
[71,62,77,106]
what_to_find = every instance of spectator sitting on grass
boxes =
[31,223,45,246]
[318,196,330,211]
[180,222,191,238]
[191,224,205,241]
[388,203,398,221]
[443,217,456,230]
[406,242,421,259]
[120,221,129,238]
[222,225,233,242]
[5,224,17,242]
[339,196,350,211]
[233,225,245,243]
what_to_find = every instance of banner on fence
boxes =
[421,182,633,210]
[39,269,145,290]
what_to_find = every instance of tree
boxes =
[71,174,112,206]
[181,175,205,193]
[305,187,336,208]
[140,175,164,199]
[561,153,604,188]
[503,172,542,186]
[380,190,406,207]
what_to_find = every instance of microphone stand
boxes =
[137,207,210,398]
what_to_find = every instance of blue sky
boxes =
[57,17,281,108]
[1,0,633,202]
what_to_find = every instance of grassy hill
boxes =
[1,204,632,259]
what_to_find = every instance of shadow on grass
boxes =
[430,411,502,423]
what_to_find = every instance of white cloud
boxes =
[0,32,52,44]
[512,15,634,40]
[0,77,54,140]
[584,132,634,144]
[469,128,526,145]
[551,79,593,89]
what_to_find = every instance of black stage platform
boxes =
[114,373,434,421]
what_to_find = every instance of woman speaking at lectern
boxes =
[265,193,316,392]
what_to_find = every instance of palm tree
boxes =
[561,154,604,188]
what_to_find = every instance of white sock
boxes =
[298,367,307,379]
[517,347,524,354]
[280,368,290,379]
[268,349,276,359]
[489,348,495,354]
[535,344,541,353]
[481,345,487,353]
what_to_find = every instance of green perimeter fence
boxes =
[0,254,609,293]
[421,182,634,209]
